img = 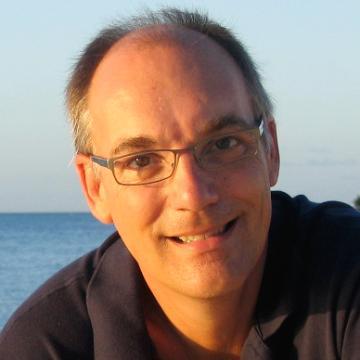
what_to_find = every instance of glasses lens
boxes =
[113,150,175,185]
[198,129,259,169]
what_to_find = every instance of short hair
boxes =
[66,8,273,154]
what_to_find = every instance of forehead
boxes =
[89,26,247,99]
[87,26,254,152]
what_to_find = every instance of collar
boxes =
[241,191,306,358]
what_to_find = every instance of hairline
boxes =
[66,9,274,155]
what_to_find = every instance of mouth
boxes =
[169,218,238,244]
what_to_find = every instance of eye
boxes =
[113,151,171,184]
[124,153,160,170]
[202,133,249,160]
[213,136,239,150]
[113,153,163,172]
[130,155,151,168]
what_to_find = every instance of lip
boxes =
[167,218,238,252]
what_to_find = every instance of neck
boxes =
[143,255,265,359]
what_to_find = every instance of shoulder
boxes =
[270,191,360,358]
[271,190,360,252]
[271,190,360,289]
[0,232,121,359]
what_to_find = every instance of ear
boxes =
[265,117,280,186]
[75,153,113,224]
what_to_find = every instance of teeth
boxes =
[178,225,225,243]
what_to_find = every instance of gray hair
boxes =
[66,8,273,154]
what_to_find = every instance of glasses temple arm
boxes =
[91,155,110,169]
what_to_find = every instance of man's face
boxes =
[84,30,279,299]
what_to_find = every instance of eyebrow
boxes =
[202,114,251,133]
[110,114,251,156]
[111,136,158,156]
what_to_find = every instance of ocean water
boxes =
[0,213,115,330]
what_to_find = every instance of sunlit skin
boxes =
[76,27,279,358]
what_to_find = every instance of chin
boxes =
[172,261,252,300]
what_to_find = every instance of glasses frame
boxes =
[90,117,264,186]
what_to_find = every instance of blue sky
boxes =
[1,0,359,212]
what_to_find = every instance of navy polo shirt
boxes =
[1,191,359,359]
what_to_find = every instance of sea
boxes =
[0,213,115,330]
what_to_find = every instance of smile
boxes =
[172,218,237,244]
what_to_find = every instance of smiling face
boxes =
[78,28,279,299]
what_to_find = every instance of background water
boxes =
[0,213,115,330]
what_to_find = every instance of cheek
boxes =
[219,159,272,235]
[218,158,271,196]
[106,185,165,241]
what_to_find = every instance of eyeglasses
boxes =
[90,117,264,186]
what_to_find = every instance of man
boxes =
[1,8,359,359]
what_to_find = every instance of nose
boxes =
[168,152,220,212]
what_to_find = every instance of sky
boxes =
[1,0,359,212]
